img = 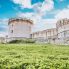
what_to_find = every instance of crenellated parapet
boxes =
[56,18,69,28]
[8,18,33,25]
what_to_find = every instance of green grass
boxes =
[0,43,69,69]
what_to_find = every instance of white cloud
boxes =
[32,19,57,32]
[17,12,33,18]
[0,32,8,37]
[33,0,54,16]
[0,18,8,36]
[12,0,54,15]
[34,0,54,18]
[41,0,54,12]
[12,0,32,8]
[55,9,69,19]
[0,18,8,25]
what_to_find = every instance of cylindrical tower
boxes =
[8,18,33,40]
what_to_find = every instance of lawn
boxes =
[0,43,69,69]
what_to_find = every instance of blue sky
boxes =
[0,0,69,36]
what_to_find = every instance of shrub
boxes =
[8,40,22,43]
[8,39,36,44]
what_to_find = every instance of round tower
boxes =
[8,18,33,40]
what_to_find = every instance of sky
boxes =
[0,0,69,37]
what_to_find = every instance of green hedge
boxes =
[9,39,36,43]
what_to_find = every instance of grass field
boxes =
[0,43,69,69]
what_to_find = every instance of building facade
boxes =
[32,28,57,43]
[32,18,69,44]
[8,18,33,41]
[56,18,69,44]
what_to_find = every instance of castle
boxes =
[0,18,69,44]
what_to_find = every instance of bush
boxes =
[23,39,36,43]
[8,39,36,44]
[8,40,22,43]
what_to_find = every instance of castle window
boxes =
[11,30,13,33]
